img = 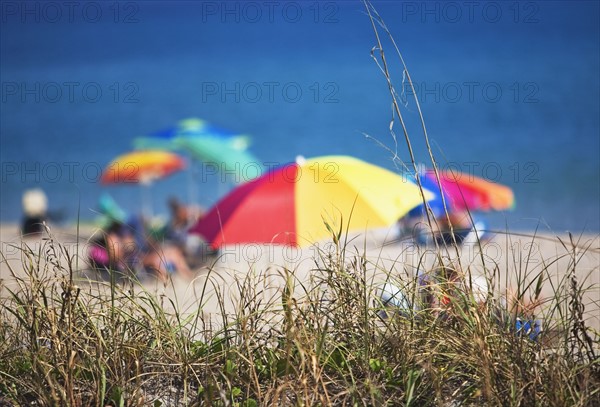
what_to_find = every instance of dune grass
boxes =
[0,226,598,406]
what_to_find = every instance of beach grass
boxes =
[0,226,598,406]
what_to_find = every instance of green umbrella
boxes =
[174,136,262,182]
[132,118,262,203]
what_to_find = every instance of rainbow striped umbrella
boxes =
[421,169,515,212]
[190,156,433,247]
[408,168,515,218]
[101,150,186,185]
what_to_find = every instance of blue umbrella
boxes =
[133,117,251,150]
[407,172,449,218]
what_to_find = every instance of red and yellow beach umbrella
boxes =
[101,150,186,185]
[190,156,433,247]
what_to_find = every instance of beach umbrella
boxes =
[408,171,451,218]
[423,169,514,212]
[101,150,186,216]
[101,150,186,184]
[133,117,250,150]
[409,169,514,216]
[133,118,258,201]
[190,156,433,248]
[174,136,261,181]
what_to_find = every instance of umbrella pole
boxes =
[141,183,153,219]
[188,161,197,205]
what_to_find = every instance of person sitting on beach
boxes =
[88,218,195,282]
[165,197,214,266]
[89,194,195,281]
[417,265,542,340]
[21,188,48,236]
[142,235,194,282]
[168,197,204,235]
[417,264,463,311]
[435,210,474,245]
[88,220,138,274]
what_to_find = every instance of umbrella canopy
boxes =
[101,150,186,185]
[190,156,433,247]
[408,172,451,218]
[410,169,514,215]
[153,117,242,139]
[133,118,259,181]
[133,117,250,150]
[174,136,261,181]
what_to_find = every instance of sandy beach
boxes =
[1,222,598,332]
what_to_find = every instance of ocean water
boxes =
[1,1,598,233]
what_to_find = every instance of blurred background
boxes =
[1,0,598,232]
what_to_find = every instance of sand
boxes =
[1,222,598,332]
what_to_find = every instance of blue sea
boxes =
[1,1,599,233]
